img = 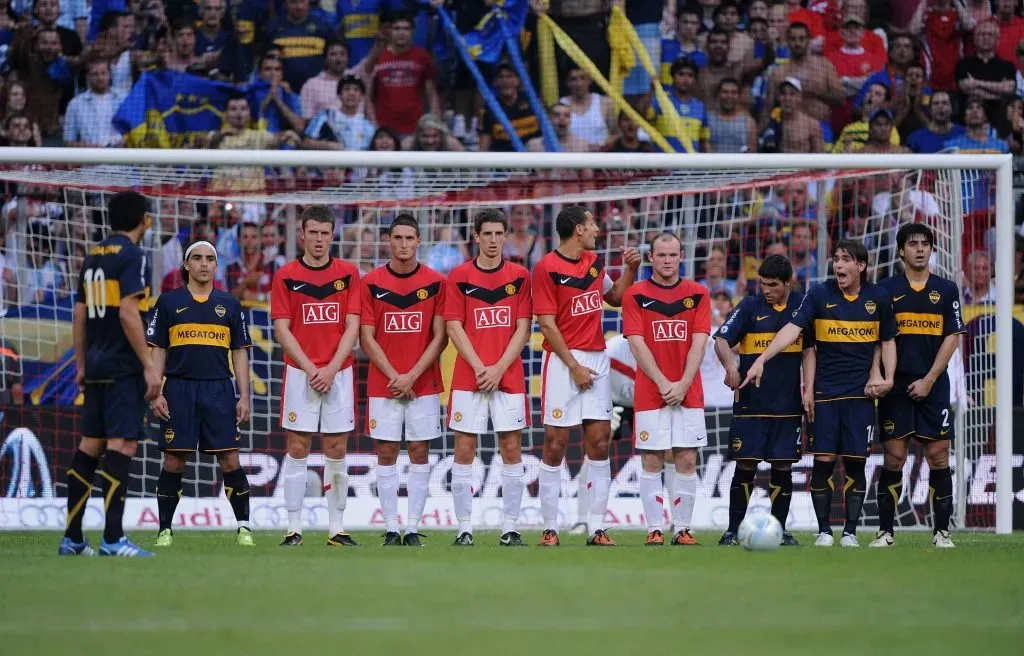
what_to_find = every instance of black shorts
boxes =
[160,377,240,453]
[82,376,146,440]
[809,397,876,458]
[728,416,802,462]
[878,391,953,442]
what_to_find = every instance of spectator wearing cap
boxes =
[833,81,900,151]
[263,0,335,91]
[559,66,616,149]
[402,113,464,152]
[63,59,124,146]
[645,57,709,152]
[828,14,886,100]
[759,77,824,152]
[860,108,909,153]
[299,40,377,119]
[479,63,542,152]
[766,22,843,125]
[823,0,885,60]
[706,77,757,153]
[660,8,707,85]
[367,12,439,137]
[605,111,656,153]
[956,19,1017,122]
[302,73,376,151]
[697,27,746,111]
[907,89,964,154]
[993,0,1024,64]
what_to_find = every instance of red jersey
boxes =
[443,259,532,393]
[824,30,885,61]
[621,278,711,412]
[271,257,361,369]
[925,9,962,91]
[828,46,886,80]
[360,263,445,398]
[788,8,825,37]
[370,46,437,135]
[996,16,1024,66]
[532,249,609,352]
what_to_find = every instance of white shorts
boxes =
[448,390,528,434]
[368,394,442,442]
[541,349,612,427]
[633,406,708,450]
[609,369,635,409]
[280,364,355,434]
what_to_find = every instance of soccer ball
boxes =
[737,512,783,551]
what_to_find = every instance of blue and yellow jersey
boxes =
[719,291,811,417]
[942,134,1010,213]
[77,234,152,381]
[791,279,898,400]
[265,13,336,90]
[229,0,269,46]
[146,287,251,380]
[878,273,965,388]
[337,0,402,64]
[648,90,708,152]
[659,40,707,85]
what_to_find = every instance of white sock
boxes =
[450,462,474,535]
[323,457,348,536]
[576,456,591,527]
[538,462,562,532]
[281,455,307,534]
[673,472,698,530]
[501,462,525,534]
[406,462,431,534]
[663,462,676,512]
[638,469,664,532]
[587,458,612,534]
[376,463,400,533]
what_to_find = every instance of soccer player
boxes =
[715,254,815,546]
[533,205,640,546]
[360,214,447,547]
[623,233,710,546]
[444,209,532,546]
[149,241,253,546]
[59,191,161,557]
[742,239,897,547]
[873,224,965,548]
[271,205,362,547]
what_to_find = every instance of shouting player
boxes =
[60,191,161,557]
[533,205,640,546]
[715,254,814,546]
[873,224,964,548]
[743,239,897,547]
[444,209,532,547]
[360,214,447,547]
[623,233,710,546]
[272,205,362,547]
[149,242,253,547]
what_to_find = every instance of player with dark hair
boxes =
[59,191,161,557]
[532,205,641,546]
[444,208,532,546]
[873,223,964,548]
[623,233,710,546]
[272,205,362,547]
[743,239,897,547]
[149,241,253,547]
[360,213,447,546]
[715,254,815,546]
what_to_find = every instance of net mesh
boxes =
[0,159,1005,532]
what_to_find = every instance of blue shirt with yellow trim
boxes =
[77,233,151,381]
[719,291,812,416]
[146,287,251,380]
[265,13,336,91]
[337,0,403,64]
[791,278,898,399]
[659,40,707,85]
[943,133,1009,213]
[649,90,708,152]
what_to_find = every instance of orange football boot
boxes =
[587,529,616,546]
[672,528,698,545]
[538,529,560,546]
[645,530,665,546]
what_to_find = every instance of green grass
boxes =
[1,530,1022,655]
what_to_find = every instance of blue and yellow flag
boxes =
[113,70,236,148]
[463,0,528,63]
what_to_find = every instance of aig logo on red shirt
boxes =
[474,306,511,329]
[570,290,602,317]
[652,319,688,342]
[302,302,340,324]
[385,311,422,333]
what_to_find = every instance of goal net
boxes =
[0,150,1014,534]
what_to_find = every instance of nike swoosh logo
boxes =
[293,284,306,290]
[940,429,949,436]
[516,418,524,423]
[642,301,654,307]
[826,303,838,309]
[560,277,571,284]
[756,315,769,321]
[893,295,906,302]
[375,292,389,299]
[176,307,189,314]
[466,287,478,294]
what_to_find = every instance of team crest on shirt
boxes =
[215,304,227,318]
[683,297,695,309]
[288,411,297,423]
[639,431,649,442]
[370,419,377,429]
[929,290,941,305]
[731,437,742,451]
[864,300,877,315]
[589,266,598,278]
[504,283,517,296]
[552,408,563,420]
[453,412,463,423]
[416,288,429,300]
[335,279,346,292]
[307,22,318,32]
[164,429,175,444]
[883,420,895,434]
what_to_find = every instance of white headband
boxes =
[184,240,218,263]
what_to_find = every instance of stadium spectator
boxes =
[401,113,463,152]
[893,62,929,141]
[956,20,1016,122]
[540,101,589,152]
[701,289,734,409]
[661,8,707,85]
[963,249,996,303]
[647,56,709,152]
[145,198,185,284]
[12,0,82,64]
[252,52,306,134]
[767,22,843,125]
[907,89,963,153]
[2,112,38,146]
[302,73,376,151]
[205,91,300,191]
[767,2,789,48]
[335,0,390,68]
[503,204,545,269]
[263,0,334,92]
[619,0,668,99]
[0,228,16,315]
[225,222,277,301]
[542,0,611,95]
[260,219,286,269]
[860,108,909,154]
[994,96,1024,155]
[698,242,741,297]
[859,34,919,104]
[299,40,375,119]
[920,0,966,93]
[760,77,824,152]
[12,27,72,142]
[20,224,66,303]
[192,0,238,79]
[698,28,746,110]
[703,1,753,67]
[0,80,28,129]
[82,10,135,96]
[479,63,541,152]
[63,59,124,147]
[0,338,22,404]
[706,77,757,152]
[830,15,886,100]
[833,81,899,151]
[162,19,201,73]
[366,12,439,137]
[560,66,615,149]
[423,213,469,275]
[993,0,1024,63]
[790,221,817,290]
[605,111,656,153]
[823,0,884,58]
[784,0,825,39]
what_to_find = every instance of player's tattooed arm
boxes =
[740,322,803,388]
[538,314,596,391]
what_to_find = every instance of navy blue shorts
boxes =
[878,391,953,442]
[809,397,876,458]
[160,377,240,453]
[82,376,146,440]
[728,416,803,462]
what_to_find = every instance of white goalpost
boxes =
[0,149,1014,535]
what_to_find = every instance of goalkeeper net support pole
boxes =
[0,149,1013,535]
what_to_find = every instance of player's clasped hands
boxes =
[475,365,503,393]
[388,373,417,400]
[569,363,599,391]
[622,247,642,270]
[864,376,893,399]
[307,364,337,395]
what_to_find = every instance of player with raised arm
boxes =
[148,242,253,547]
[715,254,815,547]
[533,205,641,547]
[873,223,965,549]
[360,214,447,547]
[444,209,533,547]
[271,205,362,547]
[623,233,710,546]
[742,239,897,547]
[59,191,161,558]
